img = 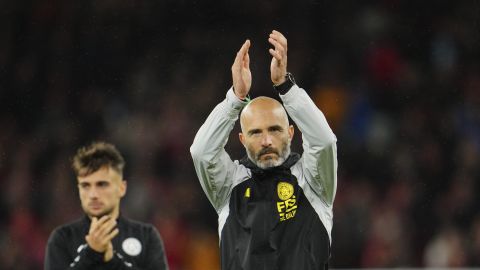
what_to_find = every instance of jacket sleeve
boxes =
[280,85,338,206]
[190,88,248,211]
[144,225,168,270]
[44,228,104,270]
[44,228,72,270]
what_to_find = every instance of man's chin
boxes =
[85,208,111,218]
[257,158,282,169]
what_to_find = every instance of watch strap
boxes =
[273,72,296,94]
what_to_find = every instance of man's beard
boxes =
[247,140,291,169]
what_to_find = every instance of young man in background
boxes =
[45,141,168,270]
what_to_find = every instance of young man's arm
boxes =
[45,228,105,270]
[142,225,169,270]
[45,229,72,270]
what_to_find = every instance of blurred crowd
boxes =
[0,0,479,269]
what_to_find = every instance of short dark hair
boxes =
[72,141,125,177]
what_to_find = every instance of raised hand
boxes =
[268,30,288,85]
[85,215,119,261]
[231,39,251,100]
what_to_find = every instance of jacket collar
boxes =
[240,152,300,176]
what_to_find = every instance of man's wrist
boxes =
[84,245,106,263]
[104,247,114,262]
[273,72,296,94]
[232,86,250,102]
[273,77,287,86]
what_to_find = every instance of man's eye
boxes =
[249,130,261,136]
[98,182,109,187]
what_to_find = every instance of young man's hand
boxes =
[85,215,119,260]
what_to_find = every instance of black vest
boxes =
[220,153,330,270]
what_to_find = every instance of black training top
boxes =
[45,215,168,270]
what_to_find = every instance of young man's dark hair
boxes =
[72,141,125,177]
[45,141,169,270]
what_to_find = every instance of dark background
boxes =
[0,0,479,269]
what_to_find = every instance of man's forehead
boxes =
[243,109,287,125]
[77,166,120,183]
[241,98,288,131]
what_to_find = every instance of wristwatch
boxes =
[273,72,296,94]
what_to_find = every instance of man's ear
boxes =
[288,125,294,141]
[120,180,127,198]
[239,132,246,146]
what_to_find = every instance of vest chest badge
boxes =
[277,182,297,221]
[277,182,294,200]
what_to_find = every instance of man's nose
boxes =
[88,187,99,199]
[261,133,273,146]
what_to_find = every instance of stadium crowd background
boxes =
[0,0,479,269]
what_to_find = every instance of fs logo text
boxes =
[276,182,297,221]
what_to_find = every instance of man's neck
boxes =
[110,207,120,220]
